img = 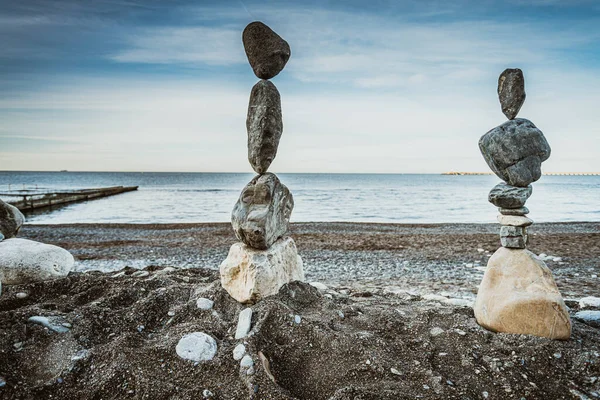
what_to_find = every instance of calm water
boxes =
[0,172,598,224]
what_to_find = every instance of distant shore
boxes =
[19,221,600,299]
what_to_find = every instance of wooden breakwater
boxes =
[1,186,138,212]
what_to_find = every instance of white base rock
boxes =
[0,238,75,285]
[220,236,304,304]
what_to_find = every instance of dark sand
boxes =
[1,222,599,399]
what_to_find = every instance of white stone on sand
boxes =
[220,237,304,304]
[176,332,217,362]
[0,238,74,285]
[235,308,253,339]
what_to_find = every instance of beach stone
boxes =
[28,316,71,333]
[573,311,600,328]
[196,297,214,310]
[501,235,528,249]
[235,308,253,339]
[500,225,525,237]
[488,183,532,209]
[247,80,283,174]
[175,332,217,362]
[499,207,529,216]
[232,173,293,250]
[220,236,304,304]
[0,238,74,285]
[233,343,246,361]
[0,199,25,239]
[479,119,551,187]
[242,21,291,80]
[579,296,600,310]
[474,247,571,340]
[497,215,533,227]
[498,68,526,120]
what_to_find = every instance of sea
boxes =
[0,171,598,224]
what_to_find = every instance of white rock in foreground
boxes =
[579,296,600,310]
[220,237,304,304]
[235,308,253,339]
[0,238,74,284]
[176,332,217,362]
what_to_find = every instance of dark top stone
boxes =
[479,118,551,187]
[247,80,283,174]
[498,68,526,120]
[488,182,532,209]
[243,21,291,80]
[0,199,25,239]
[231,173,294,250]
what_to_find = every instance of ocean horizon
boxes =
[1,171,598,224]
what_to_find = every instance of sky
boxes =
[1,0,599,173]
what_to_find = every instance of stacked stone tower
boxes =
[474,69,571,339]
[219,22,304,304]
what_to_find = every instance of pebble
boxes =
[235,308,253,339]
[309,282,328,291]
[233,344,246,361]
[0,377,5,387]
[28,316,71,333]
[455,329,467,336]
[15,292,28,299]
[167,311,175,317]
[71,349,90,361]
[175,332,218,362]
[574,310,600,328]
[430,327,444,337]
[240,354,254,369]
[132,270,149,278]
[196,298,214,310]
[202,389,214,398]
[390,367,402,375]
[294,315,302,324]
[580,296,600,309]
[553,353,562,359]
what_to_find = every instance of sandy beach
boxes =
[1,222,599,399]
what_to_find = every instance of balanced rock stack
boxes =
[219,22,304,304]
[0,199,74,292]
[474,69,571,340]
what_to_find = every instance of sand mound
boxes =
[0,267,598,399]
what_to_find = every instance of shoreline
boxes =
[18,221,600,299]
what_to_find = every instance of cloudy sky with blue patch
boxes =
[1,0,599,173]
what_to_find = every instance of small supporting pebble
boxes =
[235,308,253,339]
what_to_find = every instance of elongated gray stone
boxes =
[232,173,293,250]
[247,80,283,174]
[0,199,24,239]
[498,68,526,120]
[499,207,529,216]
[243,21,291,80]
[479,119,551,187]
[488,182,532,209]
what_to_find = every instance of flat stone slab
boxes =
[220,236,304,304]
[474,247,571,340]
[498,215,533,227]
[0,238,74,285]
[488,182,532,209]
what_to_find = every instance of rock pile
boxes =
[474,69,571,340]
[0,199,74,289]
[220,22,304,304]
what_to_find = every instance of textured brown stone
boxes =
[474,247,571,340]
[242,21,291,80]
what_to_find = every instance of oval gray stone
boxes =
[479,119,551,187]
[247,80,283,174]
[243,21,291,80]
[499,207,529,216]
[175,332,217,362]
[232,173,293,250]
[498,68,526,120]
[488,182,532,208]
[0,200,25,239]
